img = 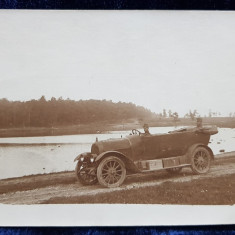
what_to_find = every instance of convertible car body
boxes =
[74,124,218,188]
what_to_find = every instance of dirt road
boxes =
[0,153,235,204]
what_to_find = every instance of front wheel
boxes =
[190,147,211,174]
[75,161,97,185]
[97,156,126,188]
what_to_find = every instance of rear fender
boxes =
[187,143,214,163]
[95,151,139,172]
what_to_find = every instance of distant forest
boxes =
[0,96,155,128]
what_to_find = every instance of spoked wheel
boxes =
[166,167,182,174]
[97,156,126,188]
[191,147,211,174]
[75,161,97,185]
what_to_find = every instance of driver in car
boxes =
[143,124,150,135]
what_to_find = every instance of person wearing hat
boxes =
[143,124,150,135]
[196,117,203,128]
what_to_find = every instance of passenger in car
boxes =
[196,117,203,128]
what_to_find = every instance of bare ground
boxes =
[0,153,235,205]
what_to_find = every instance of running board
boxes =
[134,155,190,171]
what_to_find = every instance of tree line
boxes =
[0,96,154,128]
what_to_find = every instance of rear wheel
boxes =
[97,156,126,188]
[75,161,97,185]
[191,147,211,174]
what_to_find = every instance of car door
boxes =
[158,131,199,159]
[142,131,197,160]
[142,134,161,160]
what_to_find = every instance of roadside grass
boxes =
[0,171,76,194]
[42,174,235,205]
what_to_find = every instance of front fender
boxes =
[95,151,139,172]
[94,151,123,162]
[74,152,97,162]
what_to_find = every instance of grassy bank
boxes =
[0,117,235,138]
[42,173,235,205]
[0,121,140,138]
[0,171,76,195]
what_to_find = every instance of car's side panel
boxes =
[140,131,210,160]
[125,135,145,160]
[142,135,161,160]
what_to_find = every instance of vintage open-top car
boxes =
[74,123,218,188]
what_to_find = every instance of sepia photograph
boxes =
[0,10,234,226]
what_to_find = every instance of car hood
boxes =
[91,137,131,155]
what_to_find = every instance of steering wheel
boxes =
[131,129,142,135]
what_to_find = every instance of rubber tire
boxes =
[75,161,97,185]
[190,146,211,174]
[97,156,126,188]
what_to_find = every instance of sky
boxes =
[0,10,235,117]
